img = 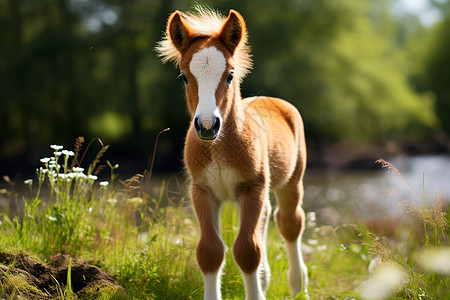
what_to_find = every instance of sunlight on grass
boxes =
[0,145,448,299]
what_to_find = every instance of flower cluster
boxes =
[25,144,110,188]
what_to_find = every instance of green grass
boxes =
[0,144,448,299]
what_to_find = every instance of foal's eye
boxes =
[226,71,234,86]
[178,72,188,84]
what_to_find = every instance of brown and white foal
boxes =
[157,8,308,300]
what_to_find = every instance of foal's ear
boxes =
[220,10,246,54]
[168,11,191,53]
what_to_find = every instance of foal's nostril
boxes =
[194,116,221,141]
[213,117,220,132]
[194,117,202,131]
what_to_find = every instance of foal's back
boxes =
[243,96,306,189]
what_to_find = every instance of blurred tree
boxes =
[235,0,436,141]
[421,0,450,134]
[0,0,442,173]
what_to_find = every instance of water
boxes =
[303,155,450,225]
[2,155,449,224]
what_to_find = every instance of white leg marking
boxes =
[243,271,265,300]
[286,238,309,299]
[203,269,222,300]
[190,47,226,129]
[259,196,271,293]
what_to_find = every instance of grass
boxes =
[0,142,448,299]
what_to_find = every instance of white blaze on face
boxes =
[189,47,226,129]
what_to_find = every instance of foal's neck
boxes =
[224,84,245,134]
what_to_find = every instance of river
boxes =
[1,155,449,225]
[302,155,450,225]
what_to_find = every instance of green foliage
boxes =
[0,142,203,299]
[423,18,450,134]
[240,0,436,141]
[0,0,446,160]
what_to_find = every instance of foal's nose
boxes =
[194,116,221,141]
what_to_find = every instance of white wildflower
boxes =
[50,145,63,150]
[24,179,33,185]
[54,151,62,156]
[73,167,84,172]
[88,175,98,181]
[48,163,59,170]
[359,263,407,300]
[46,215,57,222]
[417,247,450,275]
[107,198,117,205]
[100,181,109,187]
[38,167,48,174]
[40,157,51,164]
[70,172,86,179]
[307,211,317,228]
[138,232,148,243]
[62,150,74,156]
[173,237,184,247]
[128,197,143,204]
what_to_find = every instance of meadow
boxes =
[0,140,448,299]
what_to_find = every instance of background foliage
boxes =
[1,0,449,173]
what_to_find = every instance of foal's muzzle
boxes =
[194,117,221,141]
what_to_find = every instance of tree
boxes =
[421,0,450,134]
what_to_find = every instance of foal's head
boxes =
[157,8,252,141]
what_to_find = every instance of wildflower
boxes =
[88,175,98,181]
[307,211,317,228]
[417,247,450,275]
[54,151,62,156]
[50,145,63,150]
[24,179,33,185]
[69,172,86,180]
[48,163,59,169]
[359,263,407,300]
[107,198,117,205]
[73,167,84,172]
[100,181,109,187]
[62,150,74,156]
[76,173,87,179]
[128,197,143,204]
[40,157,51,164]
[46,215,57,222]
[173,237,184,247]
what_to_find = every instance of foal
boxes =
[157,8,308,300]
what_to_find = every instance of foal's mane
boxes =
[156,6,252,79]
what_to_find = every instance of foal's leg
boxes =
[274,181,309,299]
[233,184,268,300]
[258,195,272,293]
[192,185,225,300]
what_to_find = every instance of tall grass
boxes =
[355,159,450,300]
[0,143,448,299]
[0,141,201,299]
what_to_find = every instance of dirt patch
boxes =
[0,252,124,299]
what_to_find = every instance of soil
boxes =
[0,252,124,299]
